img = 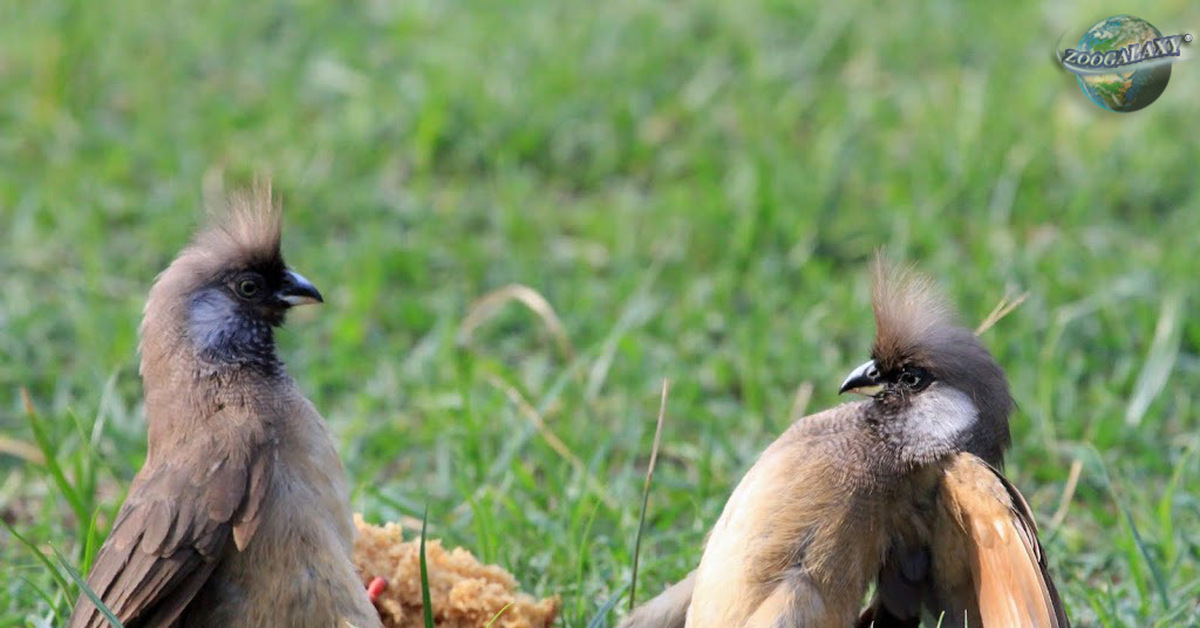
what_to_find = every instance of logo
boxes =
[1057,15,1192,113]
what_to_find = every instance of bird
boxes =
[620,258,1068,628]
[69,184,382,628]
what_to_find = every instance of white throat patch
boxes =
[893,383,979,464]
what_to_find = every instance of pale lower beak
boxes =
[277,270,323,306]
[840,359,883,396]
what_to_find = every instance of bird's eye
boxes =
[234,277,261,299]
[898,367,930,389]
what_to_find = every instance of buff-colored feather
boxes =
[870,254,957,370]
[940,454,1061,628]
[194,181,283,267]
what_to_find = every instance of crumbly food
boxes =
[353,514,559,628]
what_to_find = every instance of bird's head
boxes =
[140,184,323,375]
[838,257,1012,466]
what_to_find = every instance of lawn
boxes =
[2,0,1199,626]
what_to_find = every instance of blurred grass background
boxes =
[2,0,1199,625]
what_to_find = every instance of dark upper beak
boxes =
[277,270,323,307]
[839,359,883,396]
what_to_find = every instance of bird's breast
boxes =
[689,434,898,626]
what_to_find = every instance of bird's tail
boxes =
[617,571,695,628]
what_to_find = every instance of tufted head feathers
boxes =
[140,183,323,379]
[841,256,1013,466]
[869,258,958,375]
[192,184,285,274]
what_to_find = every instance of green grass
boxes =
[3,0,1199,626]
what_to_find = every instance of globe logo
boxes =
[1059,15,1193,113]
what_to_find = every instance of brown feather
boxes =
[630,260,1045,628]
[194,182,283,269]
[70,407,272,628]
[870,255,956,373]
[870,255,1013,466]
[71,185,379,628]
[684,403,913,628]
[935,453,1067,628]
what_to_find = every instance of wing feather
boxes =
[939,453,1069,628]
[69,437,272,628]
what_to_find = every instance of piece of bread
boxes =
[353,514,559,628]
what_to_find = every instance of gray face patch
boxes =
[187,287,275,368]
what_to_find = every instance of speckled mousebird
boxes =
[70,184,381,628]
[620,258,1067,628]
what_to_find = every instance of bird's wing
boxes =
[69,433,274,628]
[939,453,1069,628]
[986,460,1071,628]
[617,571,694,628]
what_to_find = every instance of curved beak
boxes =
[839,359,882,396]
[277,270,323,307]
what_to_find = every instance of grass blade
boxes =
[55,547,124,627]
[82,510,103,575]
[573,499,604,619]
[419,505,435,628]
[1125,292,1183,426]
[17,574,60,616]
[586,583,629,628]
[484,602,512,627]
[628,379,670,612]
[1157,436,1199,570]
[0,517,71,599]
[21,389,88,528]
[1097,457,1171,612]
[1114,490,1171,612]
[458,284,575,361]
[975,290,1029,336]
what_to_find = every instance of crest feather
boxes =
[193,181,283,266]
[138,181,286,379]
[870,255,957,369]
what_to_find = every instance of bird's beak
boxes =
[839,359,883,396]
[277,270,324,307]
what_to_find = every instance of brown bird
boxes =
[70,185,381,628]
[621,259,1067,628]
